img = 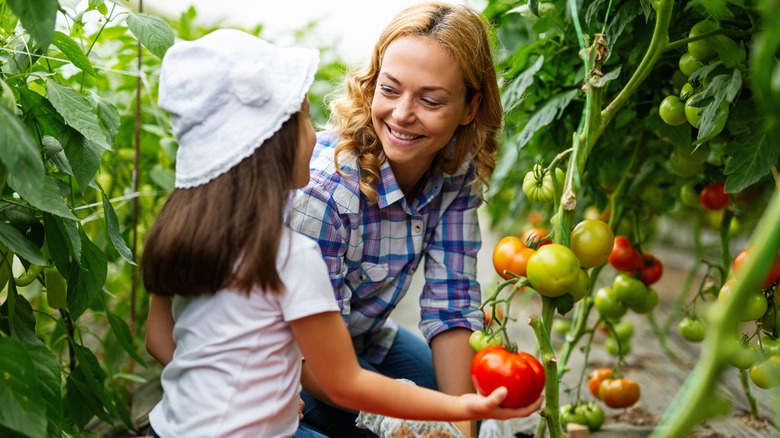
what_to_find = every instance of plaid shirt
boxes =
[288,131,484,363]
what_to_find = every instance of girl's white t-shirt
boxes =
[148,229,338,438]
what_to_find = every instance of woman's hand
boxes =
[461,387,543,420]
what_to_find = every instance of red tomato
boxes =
[587,368,614,399]
[598,377,641,409]
[521,228,551,248]
[637,252,663,286]
[492,236,536,280]
[699,182,731,211]
[608,236,641,272]
[470,346,546,408]
[733,248,780,289]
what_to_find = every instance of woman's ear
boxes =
[459,92,482,126]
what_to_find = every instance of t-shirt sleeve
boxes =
[279,235,340,322]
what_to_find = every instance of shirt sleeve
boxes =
[279,235,340,322]
[288,182,352,324]
[418,176,484,341]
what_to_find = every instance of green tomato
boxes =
[718,280,769,322]
[687,20,719,61]
[685,95,729,139]
[605,336,632,357]
[749,356,780,389]
[762,337,780,357]
[526,244,581,298]
[680,182,702,208]
[575,402,605,431]
[552,318,572,335]
[678,317,706,342]
[678,52,704,76]
[669,150,704,178]
[469,330,504,352]
[522,164,565,203]
[612,273,648,306]
[559,404,588,430]
[594,286,628,319]
[761,305,778,334]
[611,319,635,342]
[629,288,659,314]
[659,95,687,126]
[727,340,761,370]
[569,219,614,269]
[680,82,695,101]
[568,269,590,303]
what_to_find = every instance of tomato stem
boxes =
[738,368,759,419]
[531,297,564,438]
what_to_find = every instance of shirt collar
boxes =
[375,160,445,211]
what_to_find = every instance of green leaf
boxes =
[14,175,78,221]
[51,31,96,76]
[101,191,135,265]
[64,355,114,427]
[555,294,575,316]
[647,111,691,147]
[0,78,14,110]
[26,345,64,438]
[90,92,120,146]
[72,344,118,417]
[0,338,48,438]
[724,124,780,193]
[106,311,146,365]
[0,105,45,201]
[502,55,544,112]
[43,213,80,273]
[68,230,107,320]
[0,292,42,345]
[5,0,58,51]
[126,12,175,60]
[42,135,74,176]
[59,127,103,195]
[46,80,110,149]
[0,221,46,265]
[0,1,20,35]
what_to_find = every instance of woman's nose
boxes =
[392,95,416,124]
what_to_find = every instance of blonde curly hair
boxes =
[329,1,502,205]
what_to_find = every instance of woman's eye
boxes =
[379,85,396,94]
[422,97,443,107]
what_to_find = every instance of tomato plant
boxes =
[471,346,545,408]
[569,219,614,269]
[608,236,641,272]
[492,236,535,279]
[522,227,552,248]
[526,244,581,297]
[598,377,641,409]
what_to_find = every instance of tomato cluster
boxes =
[559,402,605,431]
[587,368,641,409]
[470,346,546,408]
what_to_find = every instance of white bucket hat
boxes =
[158,29,320,188]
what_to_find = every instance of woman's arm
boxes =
[146,295,175,366]
[290,311,542,422]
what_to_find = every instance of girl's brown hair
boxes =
[329,1,502,205]
[140,113,301,296]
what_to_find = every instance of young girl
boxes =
[143,29,541,438]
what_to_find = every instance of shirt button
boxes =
[414,225,422,233]
[360,274,366,281]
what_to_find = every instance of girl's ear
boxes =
[459,92,482,126]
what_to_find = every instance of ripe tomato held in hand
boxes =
[732,248,780,289]
[587,368,614,399]
[598,377,641,409]
[608,236,641,272]
[699,182,731,211]
[470,346,546,408]
[492,236,535,280]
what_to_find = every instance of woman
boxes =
[288,2,503,436]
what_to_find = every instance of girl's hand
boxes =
[461,387,544,420]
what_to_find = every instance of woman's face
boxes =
[371,35,480,187]
[292,97,316,189]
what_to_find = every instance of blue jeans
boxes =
[295,326,437,438]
